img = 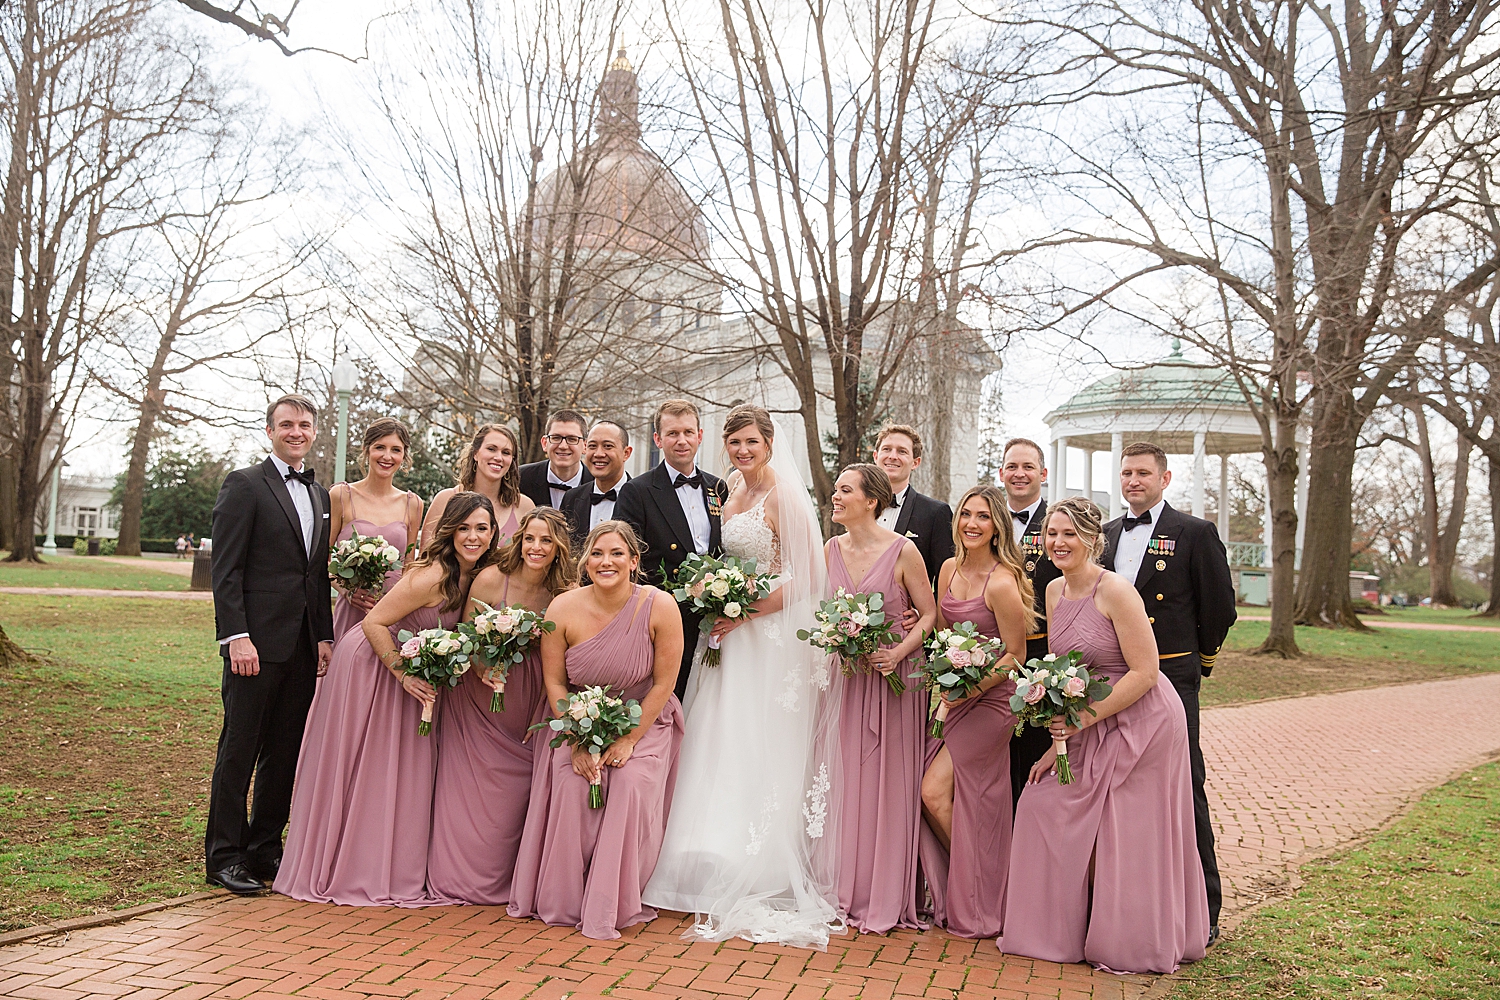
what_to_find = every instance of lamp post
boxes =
[332,359,358,486]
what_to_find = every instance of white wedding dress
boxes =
[643,436,845,949]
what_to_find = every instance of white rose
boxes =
[946,634,966,648]
[360,542,376,555]
[850,611,869,626]
[475,619,493,635]
[568,702,589,720]
[1043,653,1058,662]
[709,579,731,599]
[382,545,400,562]
[723,601,742,618]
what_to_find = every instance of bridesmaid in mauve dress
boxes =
[329,418,423,640]
[826,464,937,934]
[507,521,685,940]
[427,507,578,905]
[423,423,532,553]
[275,492,499,906]
[999,497,1208,974]
[917,486,1032,939]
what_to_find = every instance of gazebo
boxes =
[1041,341,1308,596]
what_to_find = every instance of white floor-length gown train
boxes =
[643,425,845,948]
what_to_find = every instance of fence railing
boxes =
[1227,541,1267,567]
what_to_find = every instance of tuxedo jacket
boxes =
[1016,500,1063,664]
[614,463,728,587]
[1102,501,1237,677]
[560,475,631,554]
[211,457,335,662]
[519,460,593,510]
[894,487,954,586]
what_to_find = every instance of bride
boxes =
[643,405,844,948]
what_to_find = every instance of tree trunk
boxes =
[1482,453,1500,617]
[1294,387,1366,628]
[1255,425,1302,656]
[0,621,34,669]
[1431,441,1469,607]
[115,389,163,557]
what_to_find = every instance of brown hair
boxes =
[951,485,1036,633]
[1046,496,1107,562]
[359,417,411,472]
[266,393,317,428]
[653,399,700,434]
[875,423,923,460]
[1002,437,1046,467]
[457,423,521,507]
[1121,442,1168,472]
[722,404,774,458]
[547,409,588,435]
[493,507,578,595]
[408,491,498,611]
[577,520,643,585]
[838,463,895,516]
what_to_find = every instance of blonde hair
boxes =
[951,485,1035,632]
[1046,496,1107,562]
[577,520,643,584]
[493,507,578,595]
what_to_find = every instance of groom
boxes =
[207,393,334,894]
[615,399,727,699]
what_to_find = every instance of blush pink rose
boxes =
[838,619,861,636]
[969,649,987,667]
[1023,683,1046,705]
[399,637,422,658]
[948,648,972,667]
[1063,676,1087,698]
[690,581,707,599]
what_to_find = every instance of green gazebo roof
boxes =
[1044,340,1244,422]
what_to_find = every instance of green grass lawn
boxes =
[1362,606,1500,628]
[0,595,219,930]
[0,554,188,592]
[1173,761,1500,998]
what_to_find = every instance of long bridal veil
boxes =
[646,419,846,948]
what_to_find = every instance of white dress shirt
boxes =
[1010,497,1043,543]
[1113,498,1167,586]
[668,463,712,553]
[876,485,910,531]
[547,465,584,508]
[223,454,315,646]
[589,475,628,531]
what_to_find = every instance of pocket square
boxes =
[905,530,918,538]
[322,513,330,518]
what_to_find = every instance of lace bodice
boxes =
[722,493,781,574]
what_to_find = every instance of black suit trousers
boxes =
[204,619,316,873]
[1161,656,1222,926]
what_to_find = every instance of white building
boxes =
[35,474,119,539]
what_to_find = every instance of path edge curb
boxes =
[0,890,227,948]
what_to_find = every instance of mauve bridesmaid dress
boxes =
[331,488,414,640]
[506,586,685,939]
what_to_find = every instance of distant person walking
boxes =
[176,535,190,559]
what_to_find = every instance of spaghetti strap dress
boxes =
[507,585,685,940]
[275,602,457,906]
[831,537,925,934]
[332,487,415,640]
[427,577,550,904]
[918,565,1015,938]
[998,572,1208,973]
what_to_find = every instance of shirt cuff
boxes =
[220,633,249,645]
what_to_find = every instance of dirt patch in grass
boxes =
[1202,647,1493,709]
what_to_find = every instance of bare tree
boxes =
[1,0,217,561]
[172,1,367,60]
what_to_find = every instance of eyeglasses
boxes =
[546,434,584,446]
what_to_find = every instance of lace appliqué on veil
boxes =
[802,763,830,839]
[745,786,782,856]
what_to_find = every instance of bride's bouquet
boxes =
[670,553,774,666]
[912,622,1008,738]
[530,686,643,808]
[395,627,475,735]
[1009,651,1113,783]
[796,587,906,695]
[330,529,403,596]
[461,601,555,712]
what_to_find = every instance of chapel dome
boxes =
[530,49,708,260]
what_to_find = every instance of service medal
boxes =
[1156,559,1166,571]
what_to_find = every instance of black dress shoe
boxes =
[245,856,280,883]
[1206,924,1221,948]
[207,863,268,895]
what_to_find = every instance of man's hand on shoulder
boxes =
[228,636,260,677]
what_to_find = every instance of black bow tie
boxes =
[548,478,571,491]
[673,472,703,490]
[591,488,617,505]
[1012,509,1031,523]
[1122,510,1153,530]
[284,467,316,486]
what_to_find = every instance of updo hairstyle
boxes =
[1047,495,1107,562]
[359,417,412,472]
[839,463,895,517]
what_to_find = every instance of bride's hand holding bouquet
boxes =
[670,553,774,666]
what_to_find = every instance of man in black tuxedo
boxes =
[1102,442,1237,942]
[207,393,335,894]
[561,419,632,552]
[872,424,953,585]
[518,408,593,509]
[1000,437,1063,808]
[615,399,727,699]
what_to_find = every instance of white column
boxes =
[1217,455,1230,539]
[1295,439,1310,567]
[1108,432,1123,520]
[1261,464,1272,567]
[1082,449,1094,505]
[1192,430,1207,518]
[1054,437,1068,502]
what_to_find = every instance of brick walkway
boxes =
[4,673,1499,1000]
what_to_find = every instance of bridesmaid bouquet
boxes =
[796,587,906,695]
[912,622,1007,738]
[462,601,555,712]
[1009,651,1113,783]
[530,686,643,808]
[330,530,403,595]
[396,627,475,735]
[670,553,774,666]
